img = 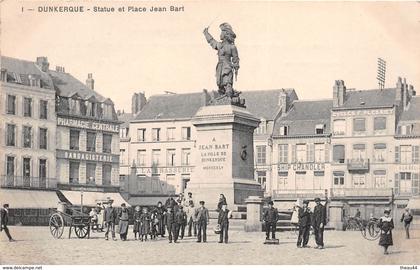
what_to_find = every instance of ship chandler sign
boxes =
[278,163,325,172]
[57,117,119,133]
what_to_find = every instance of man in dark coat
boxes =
[1,204,14,242]
[176,206,188,240]
[218,203,231,243]
[194,201,209,243]
[400,207,413,239]
[312,197,327,249]
[155,201,166,237]
[165,206,177,243]
[263,201,278,240]
[297,200,311,248]
[103,199,118,241]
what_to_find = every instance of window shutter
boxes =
[307,144,315,162]
[325,144,330,162]
[413,173,419,195]
[412,146,419,164]
[394,173,400,195]
[395,146,400,163]
[292,144,296,163]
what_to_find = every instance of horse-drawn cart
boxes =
[49,202,92,239]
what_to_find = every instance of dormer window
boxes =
[315,124,325,134]
[279,125,289,136]
[256,119,267,135]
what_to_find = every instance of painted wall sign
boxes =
[57,117,119,133]
[278,163,326,172]
[332,109,393,117]
[57,149,119,163]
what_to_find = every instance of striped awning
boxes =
[0,189,60,208]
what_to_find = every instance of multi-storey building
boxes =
[0,56,60,224]
[118,89,297,204]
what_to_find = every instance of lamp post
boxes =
[81,188,84,213]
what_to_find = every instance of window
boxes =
[295,171,306,189]
[86,163,96,185]
[152,128,160,141]
[86,132,96,152]
[333,145,345,163]
[137,150,146,166]
[374,170,386,188]
[257,171,267,191]
[314,143,325,162]
[152,149,161,166]
[353,118,366,132]
[6,124,16,146]
[400,145,412,164]
[137,128,146,142]
[23,126,32,148]
[6,156,15,185]
[40,100,48,119]
[256,121,267,135]
[307,144,315,163]
[167,127,176,141]
[39,159,47,187]
[333,171,345,185]
[38,128,47,149]
[23,157,31,187]
[315,124,325,134]
[277,174,288,190]
[80,100,87,116]
[102,164,112,186]
[120,128,129,138]
[69,162,79,184]
[23,97,32,117]
[6,95,16,115]
[333,119,346,135]
[352,174,365,187]
[278,144,288,163]
[374,117,386,131]
[256,145,267,164]
[373,143,386,162]
[352,144,366,160]
[182,148,191,165]
[400,172,412,194]
[70,130,80,150]
[279,125,288,136]
[103,134,112,153]
[182,127,191,140]
[413,146,420,164]
[120,149,127,165]
[167,149,176,166]
[296,144,306,163]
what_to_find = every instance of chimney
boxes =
[279,90,288,114]
[86,73,94,90]
[333,80,346,107]
[131,92,147,115]
[0,68,7,82]
[201,89,211,106]
[55,66,65,73]
[36,57,49,72]
[402,78,409,110]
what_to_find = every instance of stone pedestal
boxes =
[185,105,263,210]
[244,196,264,232]
[329,201,344,230]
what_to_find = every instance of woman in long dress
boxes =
[378,209,394,255]
[140,207,151,241]
[118,203,129,241]
[133,205,141,240]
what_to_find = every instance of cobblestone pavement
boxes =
[0,226,419,265]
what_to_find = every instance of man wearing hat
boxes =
[217,203,231,244]
[185,192,197,237]
[263,201,279,240]
[104,199,118,241]
[400,207,413,239]
[312,197,327,249]
[1,204,14,242]
[194,201,209,243]
[297,200,311,248]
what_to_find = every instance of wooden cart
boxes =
[49,203,92,239]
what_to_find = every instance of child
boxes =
[378,209,394,255]
[150,210,159,240]
[133,206,141,240]
[140,207,151,241]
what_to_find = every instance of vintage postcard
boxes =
[0,0,419,268]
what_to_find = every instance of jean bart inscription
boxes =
[199,143,229,170]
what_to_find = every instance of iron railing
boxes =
[0,175,57,189]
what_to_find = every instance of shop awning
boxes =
[59,191,129,207]
[0,189,60,208]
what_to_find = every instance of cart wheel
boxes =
[49,213,64,239]
[74,225,89,238]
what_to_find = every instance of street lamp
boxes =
[81,188,84,213]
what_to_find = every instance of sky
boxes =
[1,1,419,112]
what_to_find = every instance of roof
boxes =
[241,89,297,120]
[134,89,297,121]
[400,96,420,121]
[134,92,205,121]
[1,56,54,90]
[273,99,333,136]
[337,88,396,110]
[117,113,135,128]
[48,70,106,101]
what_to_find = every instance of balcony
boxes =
[330,188,392,198]
[1,175,57,190]
[272,189,327,200]
[347,158,369,171]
